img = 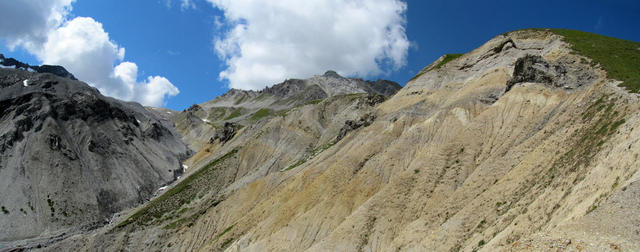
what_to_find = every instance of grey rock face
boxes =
[0,64,190,242]
[210,122,239,144]
[506,54,596,92]
[506,55,555,91]
[336,113,376,141]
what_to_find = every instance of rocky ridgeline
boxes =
[0,54,77,80]
[165,69,402,151]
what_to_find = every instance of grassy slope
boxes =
[250,108,272,121]
[548,29,640,92]
[116,149,238,228]
[410,53,464,81]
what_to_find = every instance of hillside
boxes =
[153,71,401,151]
[24,29,640,251]
[0,58,190,245]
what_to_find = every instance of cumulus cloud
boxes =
[0,0,74,50]
[208,0,410,90]
[36,17,179,106]
[0,2,179,107]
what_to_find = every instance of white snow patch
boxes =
[182,164,188,171]
[202,119,210,123]
[27,67,36,72]
[0,64,14,69]
[157,186,168,191]
[23,79,29,87]
[136,119,141,124]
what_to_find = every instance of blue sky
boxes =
[1,0,639,110]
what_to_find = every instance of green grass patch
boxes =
[117,149,238,228]
[250,108,272,121]
[234,96,246,105]
[434,53,464,69]
[224,108,243,120]
[215,224,235,241]
[163,213,198,230]
[410,53,464,81]
[221,238,234,249]
[548,29,640,92]
[1,206,8,214]
[282,159,307,171]
[207,107,227,122]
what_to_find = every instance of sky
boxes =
[0,0,638,110]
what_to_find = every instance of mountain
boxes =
[153,70,401,151]
[11,29,640,251]
[0,58,190,243]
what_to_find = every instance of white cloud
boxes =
[0,0,74,50]
[208,0,410,90]
[0,2,179,107]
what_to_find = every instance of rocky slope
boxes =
[33,29,640,251]
[154,71,401,151]
[0,58,190,245]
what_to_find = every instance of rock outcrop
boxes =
[209,122,239,144]
[0,60,190,243]
[336,113,376,141]
[0,54,77,80]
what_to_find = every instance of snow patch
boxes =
[157,186,168,191]
[136,119,141,124]
[0,64,14,69]
[182,164,189,171]
[202,119,210,123]
[23,79,29,87]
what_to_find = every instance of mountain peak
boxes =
[323,70,342,78]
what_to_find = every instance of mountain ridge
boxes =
[4,28,640,251]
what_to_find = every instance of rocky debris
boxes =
[505,54,597,92]
[185,104,202,113]
[0,54,77,80]
[210,122,239,144]
[337,113,376,141]
[364,94,386,106]
[506,55,556,91]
